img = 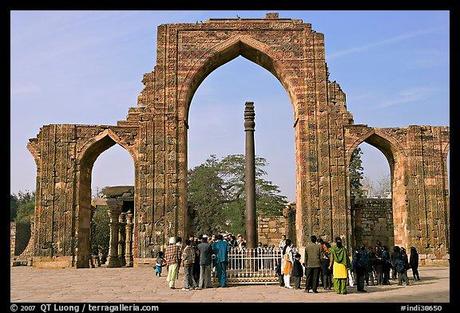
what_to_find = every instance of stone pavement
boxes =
[11,266,449,303]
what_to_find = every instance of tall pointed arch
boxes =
[178,35,299,122]
[75,129,137,268]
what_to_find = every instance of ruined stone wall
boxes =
[405,126,450,259]
[27,13,449,267]
[344,125,449,258]
[352,198,394,248]
[135,14,361,250]
[27,125,138,267]
[257,216,286,246]
[257,205,298,247]
[10,222,16,257]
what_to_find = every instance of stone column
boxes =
[244,101,257,249]
[107,200,121,268]
[125,210,134,267]
[118,212,126,267]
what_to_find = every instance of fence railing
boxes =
[212,246,298,284]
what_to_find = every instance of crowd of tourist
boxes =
[278,236,421,295]
[154,232,421,294]
[157,233,231,290]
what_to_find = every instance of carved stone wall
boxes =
[27,13,449,267]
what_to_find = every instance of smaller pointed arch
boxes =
[78,128,137,168]
[347,128,406,168]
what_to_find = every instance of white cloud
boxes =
[328,27,445,60]
[377,86,437,108]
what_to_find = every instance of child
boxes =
[292,253,304,289]
[155,251,166,277]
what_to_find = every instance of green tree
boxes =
[188,155,227,235]
[350,147,364,198]
[188,154,288,236]
[10,194,18,221]
[10,191,35,255]
[12,191,35,223]
[90,206,110,257]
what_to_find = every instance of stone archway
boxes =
[176,35,300,238]
[133,15,344,251]
[346,130,408,250]
[76,130,137,268]
[27,13,449,267]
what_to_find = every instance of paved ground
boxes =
[11,266,449,303]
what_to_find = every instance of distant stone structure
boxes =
[91,186,135,268]
[10,222,16,259]
[27,13,449,268]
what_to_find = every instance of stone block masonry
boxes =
[27,13,449,268]
[352,198,394,248]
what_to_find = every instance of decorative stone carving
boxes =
[26,13,449,268]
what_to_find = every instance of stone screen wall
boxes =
[352,198,394,248]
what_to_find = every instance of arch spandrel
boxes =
[77,128,138,167]
[177,35,300,122]
[345,126,407,167]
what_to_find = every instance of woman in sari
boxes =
[329,237,350,294]
[281,239,294,288]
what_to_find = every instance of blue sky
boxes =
[10,11,449,201]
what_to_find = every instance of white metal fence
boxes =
[212,246,298,284]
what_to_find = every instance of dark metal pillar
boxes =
[244,101,257,248]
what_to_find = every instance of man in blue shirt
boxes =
[212,234,229,287]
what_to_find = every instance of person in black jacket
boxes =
[396,247,410,286]
[390,246,400,280]
[352,245,368,292]
[292,253,304,289]
[366,247,376,286]
[374,244,384,285]
[382,246,391,285]
[409,247,420,281]
[275,258,284,287]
